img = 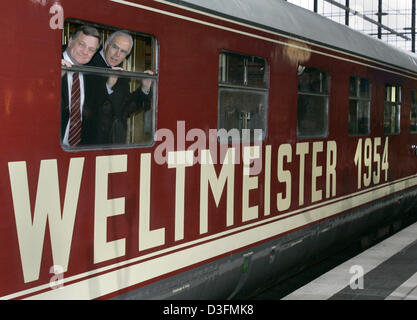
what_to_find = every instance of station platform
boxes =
[282,221,417,300]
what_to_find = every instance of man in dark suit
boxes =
[86,30,153,145]
[61,25,101,147]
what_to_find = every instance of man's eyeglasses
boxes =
[77,40,97,54]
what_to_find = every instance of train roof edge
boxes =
[168,0,417,74]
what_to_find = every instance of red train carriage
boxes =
[1,0,417,299]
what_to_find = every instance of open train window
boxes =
[411,89,417,133]
[218,51,269,142]
[384,84,401,135]
[60,20,158,150]
[297,65,330,139]
[348,76,371,136]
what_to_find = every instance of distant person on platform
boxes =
[87,30,154,144]
[61,25,101,147]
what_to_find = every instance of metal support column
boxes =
[378,0,382,39]
[345,0,349,26]
[324,0,409,40]
[412,0,416,52]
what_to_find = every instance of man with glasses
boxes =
[61,25,101,147]
[87,30,154,145]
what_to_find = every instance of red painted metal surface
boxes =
[0,0,417,299]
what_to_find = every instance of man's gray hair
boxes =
[105,30,134,55]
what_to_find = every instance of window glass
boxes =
[219,53,245,85]
[384,84,401,135]
[359,78,370,99]
[61,19,158,149]
[219,89,267,140]
[348,76,371,136]
[297,66,330,138]
[218,52,268,142]
[246,57,267,87]
[219,53,267,88]
[411,89,417,133]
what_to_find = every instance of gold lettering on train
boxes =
[8,158,84,283]
[139,153,165,251]
[6,139,391,283]
[168,151,194,241]
[242,146,260,222]
[94,155,127,264]
[354,137,389,189]
[277,144,292,212]
[200,148,235,234]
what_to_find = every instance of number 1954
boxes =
[354,137,389,189]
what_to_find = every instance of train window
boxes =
[411,89,417,133]
[60,20,158,150]
[348,76,371,136]
[297,65,330,139]
[384,84,401,135]
[218,52,269,142]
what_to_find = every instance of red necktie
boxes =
[68,73,82,146]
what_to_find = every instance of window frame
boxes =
[217,50,269,143]
[348,76,371,136]
[410,89,417,134]
[61,19,159,151]
[297,65,330,139]
[384,84,401,135]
